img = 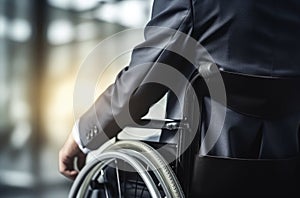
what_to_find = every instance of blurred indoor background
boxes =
[0,0,153,197]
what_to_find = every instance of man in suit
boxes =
[59,0,300,195]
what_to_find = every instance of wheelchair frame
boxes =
[68,66,206,198]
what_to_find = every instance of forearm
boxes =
[77,0,194,151]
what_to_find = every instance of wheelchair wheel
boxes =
[69,141,184,198]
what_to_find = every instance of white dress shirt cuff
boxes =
[72,119,91,154]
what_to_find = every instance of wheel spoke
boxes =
[115,159,122,198]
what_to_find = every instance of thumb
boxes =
[76,152,86,171]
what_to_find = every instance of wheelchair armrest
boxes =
[118,119,186,146]
[126,119,183,130]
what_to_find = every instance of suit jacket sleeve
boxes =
[78,0,195,150]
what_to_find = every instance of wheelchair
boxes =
[69,67,300,198]
[68,95,200,198]
[68,118,198,198]
[68,62,208,198]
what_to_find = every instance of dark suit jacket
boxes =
[78,0,300,159]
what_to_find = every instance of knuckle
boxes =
[58,166,64,173]
[58,149,64,156]
[59,169,64,175]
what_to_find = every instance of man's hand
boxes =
[59,133,86,180]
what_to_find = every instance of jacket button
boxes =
[86,132,91,140]
[90,129,95,137]
[93,125,99,135]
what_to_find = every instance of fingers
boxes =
[59,149,79,180]
[59,133,87,180]
[76,152,86,171]
[60,169,79,181]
